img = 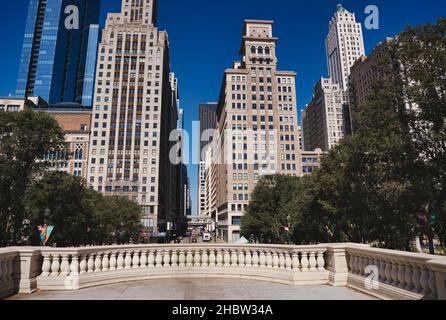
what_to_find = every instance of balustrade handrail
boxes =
[36,243,328,255]
[1,243,446,300]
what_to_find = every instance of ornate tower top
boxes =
[120,0,158,26]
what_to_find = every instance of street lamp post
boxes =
[286,215,292,245]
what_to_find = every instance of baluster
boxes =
[186,250,194,267]
[50,254,61,277]
[420,268,431,296]
[2,258,9,281]
[209,249,216,267]
[4,258,11,281]
[95,253,102,273]
[148,250,155,268]
[132,251,140,269]
[259,251,266,268]
[404,262,413,291]
[309,252,317,271]
[171,250,178,268]
[0,259,3,283]
[292,253,300,271]
[60,255,70,276]
[70,255,79,276]
[245,250,252,268]
[278,252,285,269]
[397,262,406,289]
[252,250,259,268]
[266,251,273,268]
[140,251,148,268]
[390,261,399,286]
[357,255,364,276]
[216,250,224,267]
[79,255,87,274]
[238,250,245,267]
[109,252,117,271]
[230,250,238,268]
[117,252,125,270]
[42,254,52,277]
[87,254,95,273]
[1,259,7,282]
[125,251,133,269]
[348,254,355,273]
[163,250,171,268]
[285,252,292,270]
[412,265,422,293]
[223,250,231,267]
[300,252,309,272]
[428,269,437,299]
[193,250,201,267]
[378,259,386,283]
[384,261,393,285]
[317,251,325,271]
[201,249,209,267]
[272,251,279,269]
[102,252,110,272]
[155,250,163,268]
[178,250,186,267]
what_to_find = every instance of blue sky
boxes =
[1,0,445,215]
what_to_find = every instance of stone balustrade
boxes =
[345,245,446,300]
[1,243,445,300]
[36,244,328,291]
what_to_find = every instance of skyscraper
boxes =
[87,0,180,233]
[302,77,345,152]
[16,0,101,104]
[198,103,217,216]
[211,20,301,243]
[80,24,102,107]
[325,4,365,91]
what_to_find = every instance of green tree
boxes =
[24,172,95,247]
[90,195,143,245]
[241,175,300,244]
[395,18,446,252]
[23,172,144,247]
[0,109,65,246]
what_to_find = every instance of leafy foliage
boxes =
[0,109,65,246]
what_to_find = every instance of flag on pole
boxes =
[38,225,55,245]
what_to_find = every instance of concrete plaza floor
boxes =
[8,278,375,300]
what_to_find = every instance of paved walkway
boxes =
[8,279,375,300]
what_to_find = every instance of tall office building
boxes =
[87,0,180,233]
[81,25,102,107]
[326,4,365,91]
[349,38,394,132]
[16,0,101,104]
[198,103,217,216]
[211,20,301,243]
[302,77,345,152]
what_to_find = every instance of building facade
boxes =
[81,25,102,107]
[211,20,301,243]
[300,149,324,176]
[349,38,394,132]
[325,4,365,91]
[16,0,101,104]
[0,96,44,112]
[38,103,92,179]
[86,0,180,233]
[198,103,218,216]
[302,77,345,152]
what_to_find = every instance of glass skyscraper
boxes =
[16,0,101,104]
[80,24,101,107]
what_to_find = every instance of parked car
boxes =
[202,232,212,242]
